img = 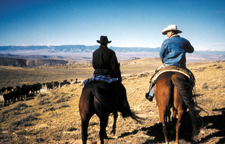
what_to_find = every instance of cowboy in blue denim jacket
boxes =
[146,25,194,101]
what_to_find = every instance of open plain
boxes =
[0,58,225,144]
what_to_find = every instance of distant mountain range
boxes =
[0,45,161,53]
[0,45,224,54]
[0,45,224,65]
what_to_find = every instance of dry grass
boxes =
[0,58,225,144]
[0,64,93,88]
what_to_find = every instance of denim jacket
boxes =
[160,35,194,69]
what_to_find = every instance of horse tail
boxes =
[121,100,144,124]
[172,73,203,135]
[117,83,144,124]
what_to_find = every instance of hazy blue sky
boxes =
[0,0,225,50]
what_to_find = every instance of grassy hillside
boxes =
[0,59,225,144]
[0,58,209,88]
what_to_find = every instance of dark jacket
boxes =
[92,45,122,81]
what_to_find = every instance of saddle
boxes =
[149,66,195,92]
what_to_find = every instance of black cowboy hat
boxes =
[97,36,111,44]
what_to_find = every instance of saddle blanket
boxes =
[83,74,118,86]
[151,66,192,84]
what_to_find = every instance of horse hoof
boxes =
[110,130,115,135]
[104,135,109,139]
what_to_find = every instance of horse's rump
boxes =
[154,71,203,143]
[85,81,121,109]
[85,80,142,121]
[156,71,196,111]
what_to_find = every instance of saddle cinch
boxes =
[149,66,196,93]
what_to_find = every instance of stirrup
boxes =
[145,93,153,102]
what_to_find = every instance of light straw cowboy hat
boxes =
[162,25,182,35]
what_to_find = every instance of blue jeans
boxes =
[149,85,155,97]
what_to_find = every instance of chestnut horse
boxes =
[79,81,142,144]
[154,72,202,144]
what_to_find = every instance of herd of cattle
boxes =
[0,79,81,106]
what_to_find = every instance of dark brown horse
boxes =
[154,72,202,144]
[79,81,142,144]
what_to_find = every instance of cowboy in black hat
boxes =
[92,36,122,81]
[82,36,132,118]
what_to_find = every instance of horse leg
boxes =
[175,110,184,144]
[158,109,169,144]
[173,85,187,144]
[99,116,109,144]
[79,88,95,144]
[81,118,90,144]
[155,86,170,143]
[162,117,169,144]
[190,111,198,144]
[111,112,118,135]
[80,105,94,144]
[170,108,177,139]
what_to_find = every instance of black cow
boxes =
[7,86,13,93]
[21,84,32,100]
[32,83,42,94]
[53,81,59,89]
[46,82,53,90]
[3,92,13,106]
[60,80,71,87]
[1,87,7,93]
[12,86,22,102]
